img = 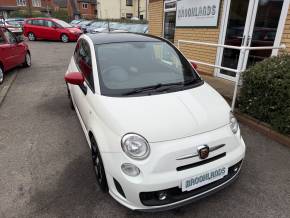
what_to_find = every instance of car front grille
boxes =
[139,160,243,206]
[176,152,226,171]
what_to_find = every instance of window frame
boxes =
[0,31,6,44]
[2,28,17,44]
[126,13,133,19]
[32,0,41,7]
[16,0,26,6]
[126,0,133,6]
[82,3,88,9]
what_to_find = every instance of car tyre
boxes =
[91,137,108,192]
[23,52,31,67]
[0,66,4,85]
[61,34,69,43]
[28,32,36,41]
[66,84,75,110]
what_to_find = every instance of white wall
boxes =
[97,0,148,19]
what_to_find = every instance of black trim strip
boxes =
[177,153,226,171]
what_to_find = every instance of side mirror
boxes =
[64,72,84,85]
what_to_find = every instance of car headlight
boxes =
[230,112,239,134]
[121,133,150,160]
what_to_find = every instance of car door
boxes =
[0,29,13,71]
[1,28,20,69]
[42,20,59,40]
[70,39,95,128]
[32,19,44,39]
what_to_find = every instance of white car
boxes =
[64,33,246,211]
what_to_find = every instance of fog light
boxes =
[121,163,140,177]
[158,191,167,201]
[234,166,239,172]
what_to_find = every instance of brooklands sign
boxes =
[176,0,221,27]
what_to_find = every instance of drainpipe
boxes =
[28,0,32,16]
[137,0,140,18]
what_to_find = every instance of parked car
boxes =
[70,19,84,26]
[0,19,23,35]
[0,27,31,84]
[64,33,246,211]
[23,18,82,43]
[121,23,148,33]
[6,18,25,26]
[86,21,107,33]
[78,20,94,33]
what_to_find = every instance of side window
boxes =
[3,29,17,44]
[32,19,44,26]
[75,40,94,91]
[43,20,54,28]
[0,32,5,44]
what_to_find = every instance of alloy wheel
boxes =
[25,53,31,67]
[92,145,103,184]
[0,67,3,84]
[61,34,69,43]
[91,141,108,192]
[28,33,35,41]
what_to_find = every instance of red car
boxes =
[0,27,31,84]
[23,18,82,43]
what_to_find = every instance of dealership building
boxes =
[148,0,290,81]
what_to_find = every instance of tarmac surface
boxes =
[0,41,289,218]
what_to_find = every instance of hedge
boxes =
[239,54,290,135]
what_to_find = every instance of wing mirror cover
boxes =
[64,72,84,85]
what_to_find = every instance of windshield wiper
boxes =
[122,80,197,96]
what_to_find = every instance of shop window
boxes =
[126,0,133,6]
[82,3,88,9]
[32,0,41,7]
[126,13,133,19]
[16,0,26,6]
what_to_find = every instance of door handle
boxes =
[79,83,87,95]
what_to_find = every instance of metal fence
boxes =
[177,40,286,111]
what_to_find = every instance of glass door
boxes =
[217,0,285,81]
[163,0,176,43]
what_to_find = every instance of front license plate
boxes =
[181,166,228,192]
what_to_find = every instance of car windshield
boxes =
[91,21,105,28]
[70,20,82,24]
[53,19,72,28]
[6,21,21,27]
[95,41,202,97]
[79,20,91,25]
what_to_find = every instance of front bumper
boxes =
[101,126,246,211]
[69,33,82,41]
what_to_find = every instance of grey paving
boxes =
[0,41,289,218]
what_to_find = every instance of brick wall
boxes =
[281,6,290,53]
[0,0,17,6]
[78,2,96,19]
[148,0,163,37]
